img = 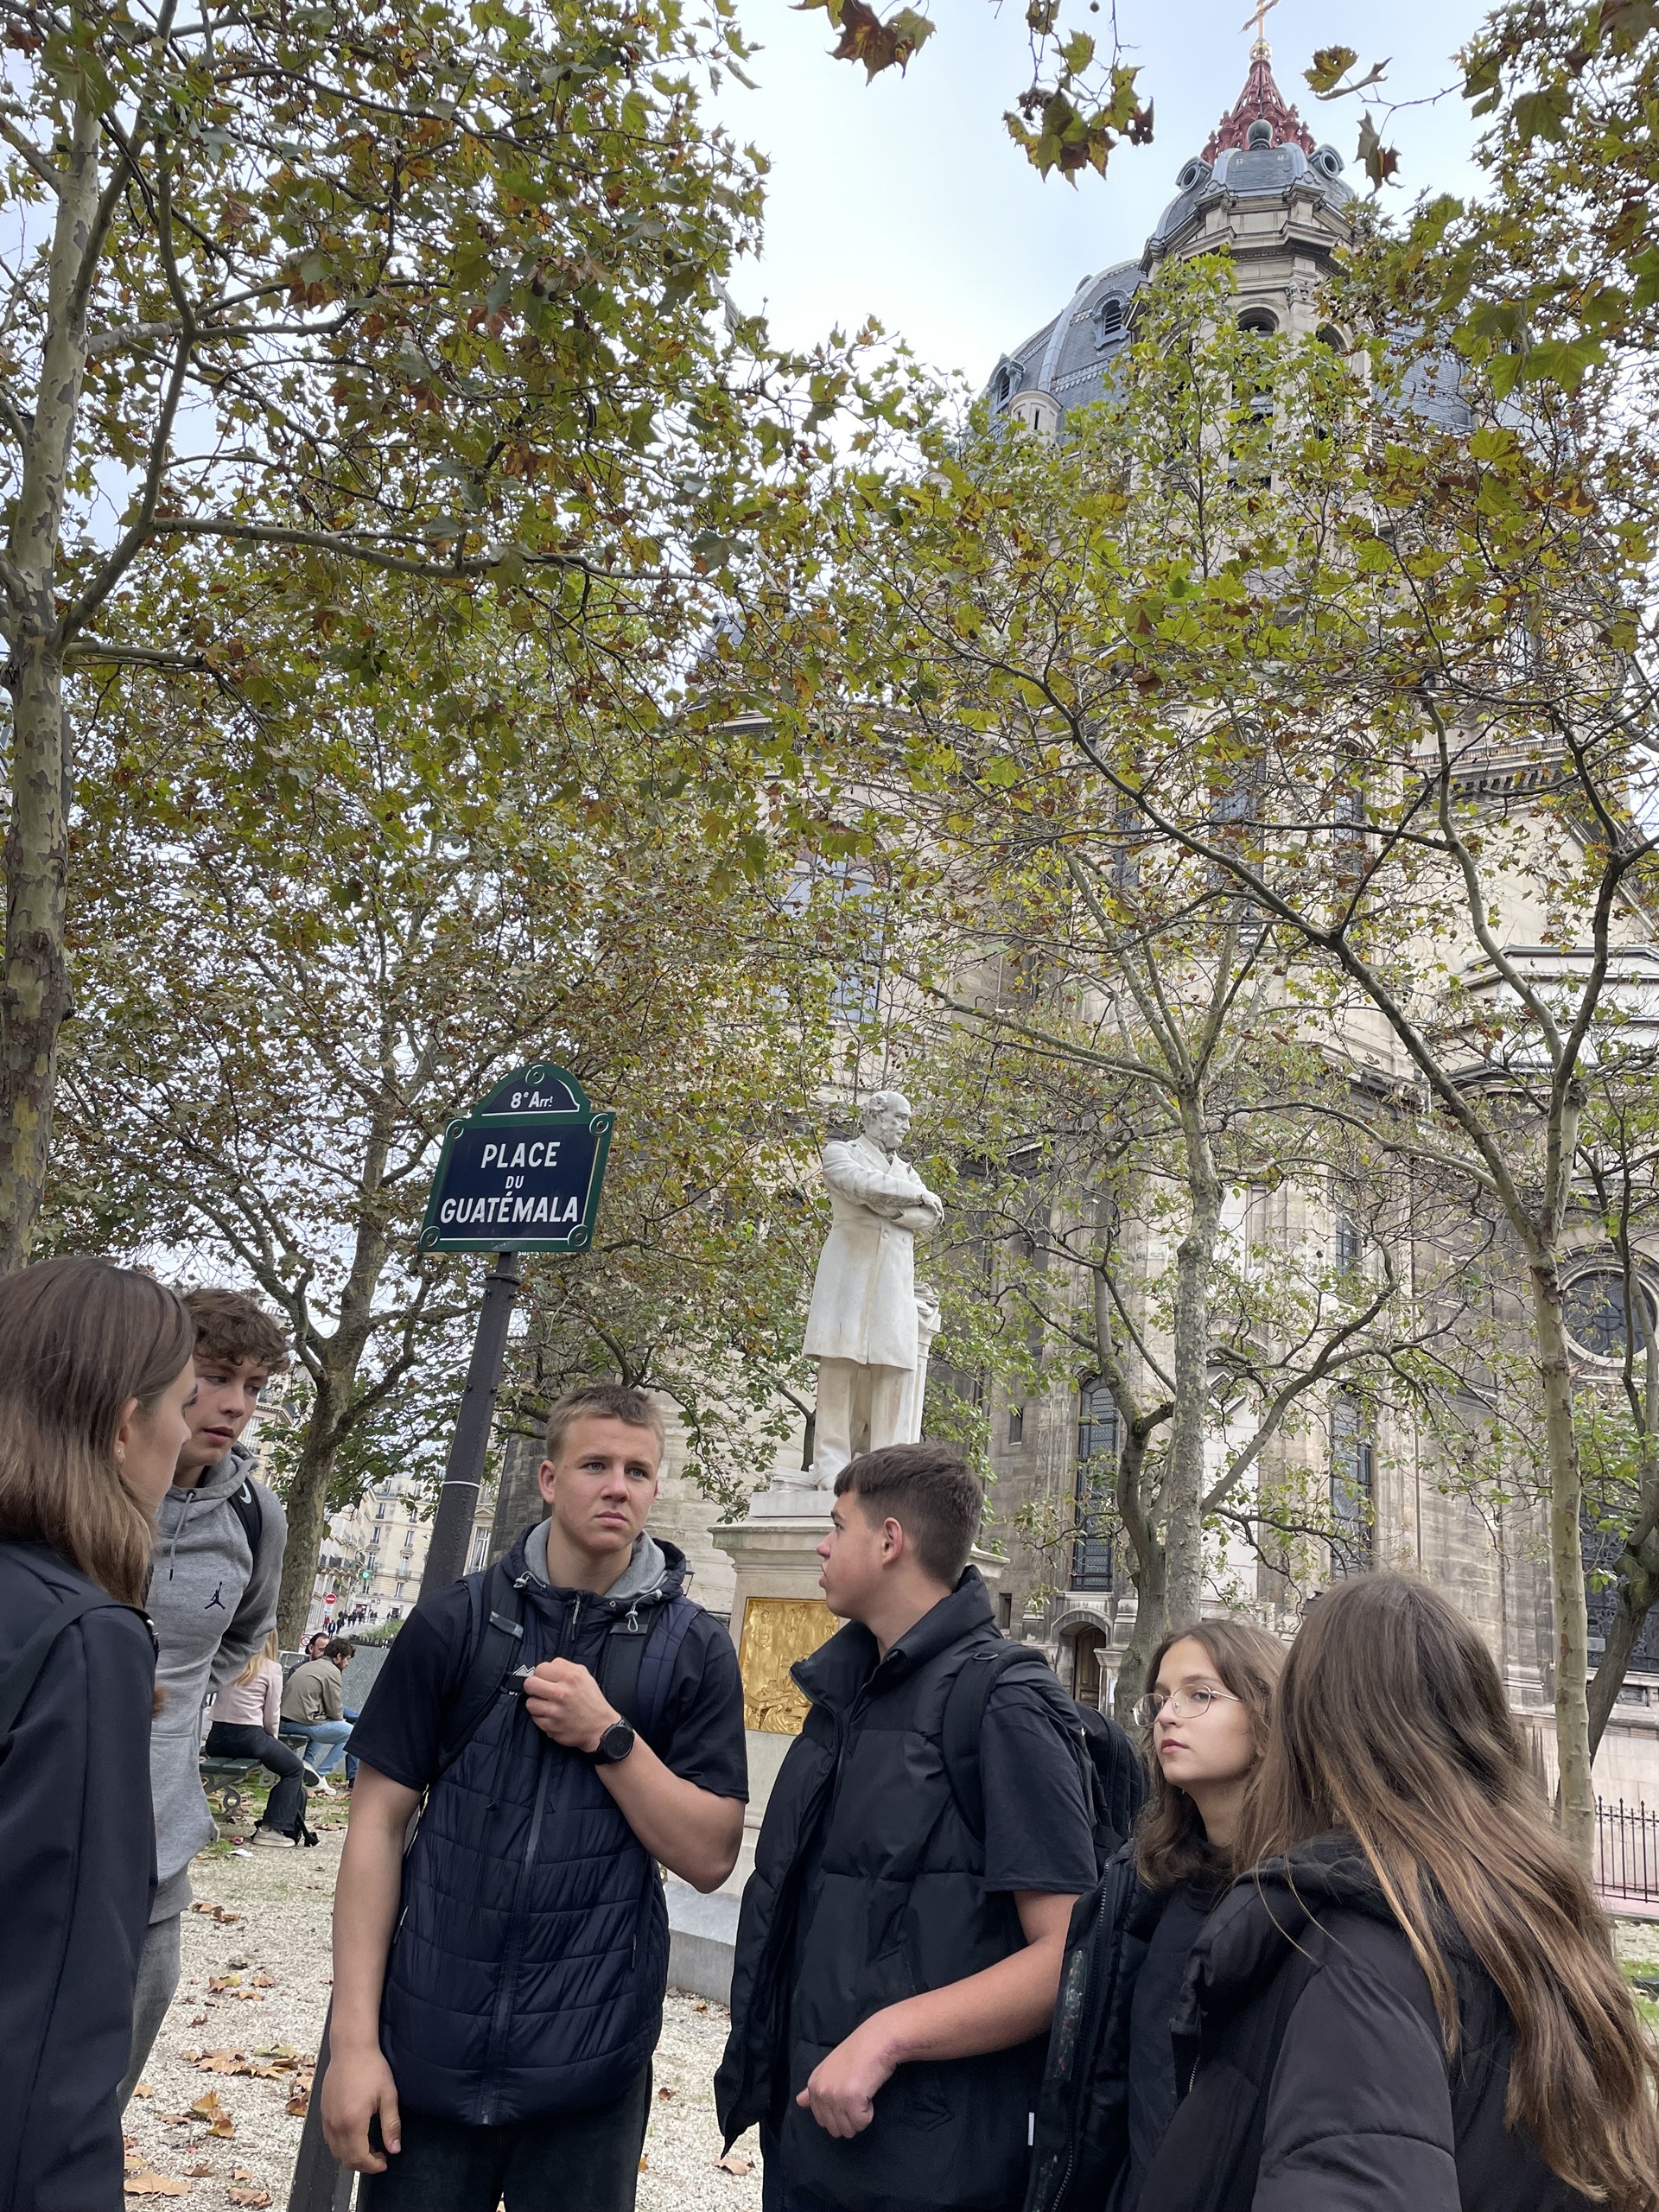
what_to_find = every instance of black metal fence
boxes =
[1596,1796,1659,1904]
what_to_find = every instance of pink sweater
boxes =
[209,1659,281,1734]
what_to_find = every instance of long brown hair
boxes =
[1236,1572,1659,2210]
[1135,1616,1285,1890]
[0,1256,193,1606]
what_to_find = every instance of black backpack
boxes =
[942,1639,1147,1872]
[434,1556,671,1776]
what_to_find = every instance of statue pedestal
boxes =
[713,1494,1007,1816]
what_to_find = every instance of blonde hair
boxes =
[235,1629,281,1687]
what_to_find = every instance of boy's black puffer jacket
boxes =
[0,1540,157,2212]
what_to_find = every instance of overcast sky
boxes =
[712,0,1497,391]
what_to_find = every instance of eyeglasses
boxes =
[1132,1686,1243,1727]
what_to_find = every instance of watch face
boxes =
[600,1719,635,1762]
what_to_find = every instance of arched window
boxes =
[995,361,1025,409]
[1237,306,1279,336]
[1315,324,1346,353]
[1092,294,1126,348]
[1072,1380,1118,1592]
[1330,1391,1373,1573]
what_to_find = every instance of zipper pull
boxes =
[571,1597,582,1632]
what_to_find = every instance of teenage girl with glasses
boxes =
[1027,1617,1285,2212]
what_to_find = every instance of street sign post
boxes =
[290,1066,614,2212]
[417,1064,613,1596]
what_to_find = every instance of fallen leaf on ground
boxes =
[156,2113,193,2126]
[189,2014,209,2027]
[187,2165,215,2178]
[638,2155,650,2173]
[249,1974,275,1987]
[230,2172,252,2183]
[285,2088,309,2116]
[691,2001,709,2013]
[190,1904,240,1923]
[716,2153,753,2177]
[188,2091,237,2137]
[657,2085,677,2100]
[226,2191,270,2207]
[124,2177,190,2198]
[131,2083,154,2099]
[208,1976,242,1992]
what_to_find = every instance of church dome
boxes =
[986,48,1354,425]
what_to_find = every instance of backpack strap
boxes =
[226,1477,263,1563]
[595,1600,671,1732]
[0,1592,134,1738]
[435,1559,526,1775]
[941,1640,1057,1840]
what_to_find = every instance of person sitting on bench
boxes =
[206,1630,315,1845]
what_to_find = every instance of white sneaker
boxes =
[301,1764,324,1789]
[311,1776,337,1796]
[252,1827,293,1848]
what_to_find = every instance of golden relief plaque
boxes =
[738,1596,840,1732]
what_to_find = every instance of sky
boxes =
[711,0,1498,391]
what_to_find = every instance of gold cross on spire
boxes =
[1239,0,1278,58]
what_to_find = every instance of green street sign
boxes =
[419,1063,614,1255]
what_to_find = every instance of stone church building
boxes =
[471,50,1659,1824]
[974,47,1659,1812]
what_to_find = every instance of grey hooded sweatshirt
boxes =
[148,1442,287,1917]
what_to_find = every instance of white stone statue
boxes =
[802,1091,945,1485]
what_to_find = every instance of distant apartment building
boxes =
[311,1474,433,1630]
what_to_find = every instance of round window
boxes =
[1563,1268,1656,1362]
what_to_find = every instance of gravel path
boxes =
[124,1816,764,2209]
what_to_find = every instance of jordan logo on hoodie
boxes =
[205,1582,227,1611]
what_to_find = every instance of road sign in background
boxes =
[420,1061,613,1255]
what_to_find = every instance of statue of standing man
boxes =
[803,1091,944,1486]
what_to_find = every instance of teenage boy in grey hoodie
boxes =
[118,1288,291,2105]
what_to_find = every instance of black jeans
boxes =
[359,2065,652,2212]
[203,1721,308,1836]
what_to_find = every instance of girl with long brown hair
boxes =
[1130,1571,1659,2212]
[1027,1617,1285,2212]
[0,1257,195,2212]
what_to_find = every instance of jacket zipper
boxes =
[476,1592,581,2122]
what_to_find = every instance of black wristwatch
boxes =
[594,1718,636,1764]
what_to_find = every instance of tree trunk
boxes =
[0,652,71,1270]
[1113,1535,1164,1729]
[276,1383,344,1648]
[1530,1263,1596,1875]
[1587,1530,1659,1754]
[2,96,100,1268]
[1165,1100,1221,1630]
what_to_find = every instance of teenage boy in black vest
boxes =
[717,1443,1097,2212]
[324,1382,747,2211]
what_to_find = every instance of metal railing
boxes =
[1596,1796,1659,1904]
